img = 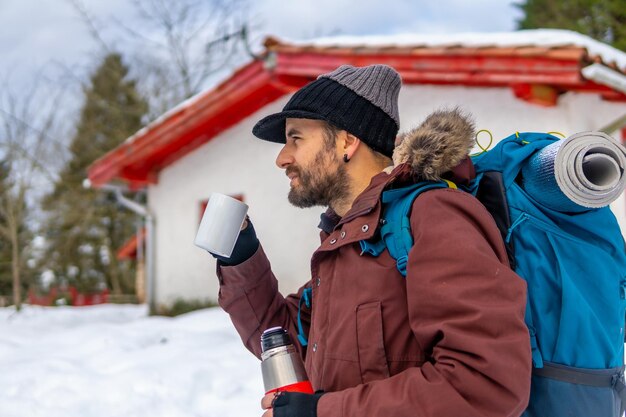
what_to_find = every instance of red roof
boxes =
[88,35,626,189]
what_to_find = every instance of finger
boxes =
[261,393,275,410]
[262,409,273,417]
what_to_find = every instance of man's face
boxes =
[276,118,350,208]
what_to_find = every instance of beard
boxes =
[286,148,350,209]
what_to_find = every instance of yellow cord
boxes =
[443,179,457,189]
[515,131,530,144]
[547,131,566,138]
[470,129,494,156]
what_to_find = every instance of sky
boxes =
[0,0,523,94]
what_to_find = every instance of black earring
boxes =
[343,154,350,163]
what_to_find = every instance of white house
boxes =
[88,30,626,309]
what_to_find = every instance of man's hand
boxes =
[261,392,275,417]
[260,391,323,417]
[211,216,258,266]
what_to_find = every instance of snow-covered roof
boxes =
[285,29,626,72]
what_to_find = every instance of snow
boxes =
[582,63,626,94]
[0,304,263,417]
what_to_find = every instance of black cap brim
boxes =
[252,110,328,144]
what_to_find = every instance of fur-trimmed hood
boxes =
[388,108,476,181]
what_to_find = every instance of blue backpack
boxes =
[360,132,626,417]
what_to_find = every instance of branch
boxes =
[109,16,165,47]
[0,108,62,183]
[67,0,112,53]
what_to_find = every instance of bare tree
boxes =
[69,0,255,118]
[0,77,66,309]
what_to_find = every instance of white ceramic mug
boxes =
[194,193,249,257]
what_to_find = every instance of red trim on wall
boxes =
[117,228,147,260]
[511,84,560,107]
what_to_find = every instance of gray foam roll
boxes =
[521,132,626,211]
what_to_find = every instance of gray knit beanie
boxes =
[252,64,401,157]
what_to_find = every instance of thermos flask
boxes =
[260,327,314,394]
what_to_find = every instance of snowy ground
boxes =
[0,304,264,417]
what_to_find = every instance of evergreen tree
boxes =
[42,53,148,295]
[516,0,626,51]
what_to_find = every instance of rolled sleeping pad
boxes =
[521,132,626,212]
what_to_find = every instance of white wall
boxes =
[149,85,626,305]
[149,97,322,305]
[399,85,624,140]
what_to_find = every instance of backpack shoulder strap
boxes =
[474,171,515,269]
[360,180,454,277]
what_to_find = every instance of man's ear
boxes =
[342,132,361,160]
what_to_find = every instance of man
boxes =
[214,65,531,417]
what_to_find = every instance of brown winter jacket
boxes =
[217,110,532,417]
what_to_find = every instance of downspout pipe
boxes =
[83,179,157,314]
